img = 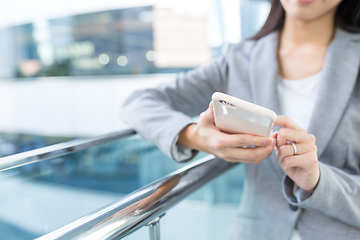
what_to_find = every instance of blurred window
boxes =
[0,0,269,79]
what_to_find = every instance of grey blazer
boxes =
[121,29,360,239]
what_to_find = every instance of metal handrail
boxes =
[0,129,135,172]
[36,155,237,240]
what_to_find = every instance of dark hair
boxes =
[250,0,360,40]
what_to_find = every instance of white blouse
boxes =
[277,71,323,131]
[277,71,323,240]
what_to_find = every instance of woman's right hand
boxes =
[178,102,275,163]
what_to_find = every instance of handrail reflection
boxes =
[36,155,237,240]
[0,129,135,172]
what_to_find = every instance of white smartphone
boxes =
[212,92,277,137]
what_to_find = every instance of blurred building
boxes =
[0,6,211,79]
[0,2,271,80]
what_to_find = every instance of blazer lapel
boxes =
[248,31,285,178]
[249,31,282,115]
[307,29,360,158]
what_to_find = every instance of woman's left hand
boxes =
[272,116,320,193]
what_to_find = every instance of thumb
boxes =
[209,101,215,125]
[199,101,215,126]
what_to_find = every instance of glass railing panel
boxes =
[163,164,245,240]
[0,132,245,240]
[0,132,76,158]
[124,164,245,240]
[0,133,210,239]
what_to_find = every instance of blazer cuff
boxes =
[165,120,198,163]
[282,175,313,205]
[282,162,326,207]
[170,134,198,163]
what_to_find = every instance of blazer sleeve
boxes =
[282,161,360,229]
[120,53,229,162]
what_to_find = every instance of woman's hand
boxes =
[178,102,275,163]
[273,116,320,192]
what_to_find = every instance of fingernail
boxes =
[262,138,272,146]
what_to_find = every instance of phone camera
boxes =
[219,99,236,109]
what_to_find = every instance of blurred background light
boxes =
[146,50,156,61]
[98,54,110,65]
[117,55,128,67]
[138,11,154,22]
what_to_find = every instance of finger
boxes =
[199,105,215,126]
[274,116,304,131]
[280,152,318,172]
[274,145,279,157]
[272,138,277,148]
[210,101,215,125]
[277,143,316,164]
[271,131,278,154]
[218,143,274,163]
[277,128,313,147]
[271,131,279,139]
[271,132,278,145]
[211,133,274,149]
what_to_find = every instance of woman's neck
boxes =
[277,10,337,80]
[280,12,336,48]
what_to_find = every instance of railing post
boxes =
[146,213,165,240]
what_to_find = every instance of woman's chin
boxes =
[286,11,321,22]
[296,0,317,4]
[280,0,342,23]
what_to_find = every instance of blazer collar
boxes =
[248,31,283,177]
[307,29,360,158]
[249,28,360,174]
[248,31,281,115]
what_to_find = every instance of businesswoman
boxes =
[121,0,360,239]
